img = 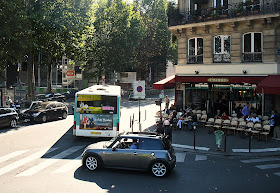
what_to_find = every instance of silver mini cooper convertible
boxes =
[81,132,176,177]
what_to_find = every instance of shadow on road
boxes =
[74,165,180,193]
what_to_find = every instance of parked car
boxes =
[0,108,19,128]
[81,132,176,177]
[21,101,68,123]
[45,93,66,102]
[63,90,78,99]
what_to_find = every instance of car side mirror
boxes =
[112,147,116,151]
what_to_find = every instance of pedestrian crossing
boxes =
[240,157,280,177]
[0,148,207,177]
[0,146,84,177]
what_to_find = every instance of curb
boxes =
[174,146,280,157]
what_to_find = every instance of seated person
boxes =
[176,111,186,129]
[214,110,222,119]
[130,139,138,149]
[245,114,252,122]
[221,112,229,120]
[187,110,198,130]
[251,113,260,123]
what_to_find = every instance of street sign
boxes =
[133,81,145,99]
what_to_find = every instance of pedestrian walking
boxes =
[163,118,172,142]
[164,95,170,109]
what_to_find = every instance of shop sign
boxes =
[208,78,229,83]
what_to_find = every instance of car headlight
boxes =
[33,112,41,117]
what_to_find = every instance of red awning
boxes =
[153,75,176,90]
[256,75,280,95]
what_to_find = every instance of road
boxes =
[0,94,279,193]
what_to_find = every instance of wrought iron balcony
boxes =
[168,0,280,26]
[213,53,231,63]
[242,52,262,62]
[188,55,203,64]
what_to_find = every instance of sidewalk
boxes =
[145,124,280,156]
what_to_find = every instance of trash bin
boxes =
[214,130,224,149]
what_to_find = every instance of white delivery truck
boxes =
[129,81,146,100]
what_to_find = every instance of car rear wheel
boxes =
[84,155,100,171]
[10,119,17,128]
[62,112,67,119]
[151,162,168,177]
[42,115,47,123]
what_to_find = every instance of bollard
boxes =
[249,132,252,153]
[193,126,196,150]
[224,134,227,153]
[130,116,131,128]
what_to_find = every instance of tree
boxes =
[83,0,143,84]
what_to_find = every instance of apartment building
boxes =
[155,0,280,115]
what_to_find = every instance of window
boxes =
[213,35,231,63]
[243,32,262,62]
[139,139,164,150]
[188,38,203,64]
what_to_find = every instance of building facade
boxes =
[156,0,280,116]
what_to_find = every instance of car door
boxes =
[101,138,140,169]
[137,139,164,169]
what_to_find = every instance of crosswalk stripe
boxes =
[255,164,280,170]
[195,155,207,161]
[17,146,84,177]
[175,152,186,162]
[274,172,280,177]
[241,158,280,163]
[0,148,56,176]
[0,150,29,164]
[52,156,81,174]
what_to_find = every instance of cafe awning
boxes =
[256,75,280,95]
[153,75,176,90]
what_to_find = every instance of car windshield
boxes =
[104,136,118,148]
[30,102,42,110]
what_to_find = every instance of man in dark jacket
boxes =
[187,109,198,131]
[273,111,280,139]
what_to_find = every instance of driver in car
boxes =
[130,139,138,149]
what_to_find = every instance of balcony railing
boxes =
[242,52,262,62]
[169,0,280,26]
[213,53,231,63]
[188,55,203,64]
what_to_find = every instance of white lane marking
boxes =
[0,148,56,176]
[241,158,280,163]
[0,150,29,164]
[195,155,207,161]
[52,156,81,174]
[172,144,210,151]
[17,146,84,177]
[175,153,186,162]
[274,172,280,177]
[232,148,280,153]
[255,164,280,170]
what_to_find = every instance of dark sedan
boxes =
[0,108,19,128]
[45,93,66,102]
[21,101,68,123]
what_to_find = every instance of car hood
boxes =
[86,141,107,150]
[23,109,44,114]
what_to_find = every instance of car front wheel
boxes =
[84,155,100,171]
[10,119,17,128]
[151,161,168,177]
[41,115,47,123]
[62,112,67,119]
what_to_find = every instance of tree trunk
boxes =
[27,52,35,101]
[46,56,52,94]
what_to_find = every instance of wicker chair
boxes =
[260,125,271,142]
